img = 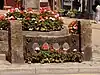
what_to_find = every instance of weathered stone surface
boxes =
[53,43,60,50]
[0,30,8,41]
[0,19,92,62]
[92,26,100,61]
[23,26,70,53]
[69,34,79,51]
[62,42,70,51]
[24,0,40,9]
[6,20,24,63]
[80,20,92,61]
[63,18,92,61]
[0,41,8,53]
[32,43,40,51]
[23,26,69,45]
[0,30,8,53]
[23,26,68,37]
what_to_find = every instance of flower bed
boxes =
[24,44,83,64]
[1,7,63,31]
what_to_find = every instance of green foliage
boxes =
[0,19,10,30]
[36,11,63,31]
[24,49,83,64]
[67,9,81,18]
[6,11,26,19]
[58,9,65,13]
[21,13,39,31]
[0,8,64,31]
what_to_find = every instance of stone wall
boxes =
[63,18,92,61]
[23,27,79,53]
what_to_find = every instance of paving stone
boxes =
[36,67,78,74]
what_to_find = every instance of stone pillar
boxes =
[56,0,62,10]
[80,20,92,61]
[6,20,24,63]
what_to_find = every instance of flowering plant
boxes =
[0,15,10,30]
[68,20,79,34]
[6,8,26,20]
[22,7,64,31]
[1,7,64,31]
[66,9,81,18]
[37,7,63,31]
[25,43,83,64]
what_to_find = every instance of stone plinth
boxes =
[6,20,24,63]
[0,10,7,15]
[24,0,40,10]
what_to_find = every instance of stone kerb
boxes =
[6,20,24,63]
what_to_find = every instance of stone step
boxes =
[0,54,6,60]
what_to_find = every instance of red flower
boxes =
[0,15,5,20]
[10,8,15,13]
[41,43,49,50]
[73,26,78,30]
[26,17,31,20]
[39,16,43,19]
[27,8,33,11]
[40,7,51,13]
[20,11,24,14]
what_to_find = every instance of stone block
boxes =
[0,30,8,53]
[80,20,92,61]
[0,54,6,60]
[6,20,24,63]
[0,30,8,41]
[0,41,8,53]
